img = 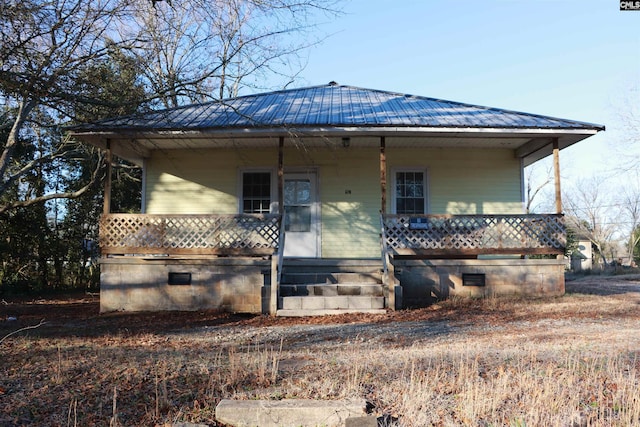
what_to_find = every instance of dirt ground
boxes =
[2,274,640,339]
[1,274,639,426]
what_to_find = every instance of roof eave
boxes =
[69,125,602,140]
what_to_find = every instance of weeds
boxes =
[1,287,639,426]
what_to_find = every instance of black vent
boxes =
[462,273,485,287]
[168,272,192,286]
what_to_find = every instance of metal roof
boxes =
[71,82,604,132]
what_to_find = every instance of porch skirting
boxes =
[99,256,271,313]
[394,258,566,307]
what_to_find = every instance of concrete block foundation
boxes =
[394,258,566,308]
[99,256,271,313]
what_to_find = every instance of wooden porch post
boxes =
[553,138,562,214]
[379,136,397,309]
[103,139,112,215]
[270,136,285,315]
[380,136,387,213]
[278,137,284,213]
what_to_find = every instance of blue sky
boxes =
[292,0,639,179]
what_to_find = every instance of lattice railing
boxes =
[382,214,565,257]
[100,214,281,256]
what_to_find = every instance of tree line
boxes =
[0,0,338,293]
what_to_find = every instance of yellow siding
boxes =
[315,150,381,259]
[144,143,524,258]
[388,148,523,214]
[145,149,239,214]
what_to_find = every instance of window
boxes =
[395,170,426,214]
[284,178,311,232]
[242,172,272,213]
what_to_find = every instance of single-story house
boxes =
[68,82,604,315]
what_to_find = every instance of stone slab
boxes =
[215,398,366,427]
[276,308,386,317]
[172,423,208,427]
[345,416,379,427]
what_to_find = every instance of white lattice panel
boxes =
[100,214,281,255]
[382,214,565,255]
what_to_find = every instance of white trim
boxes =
[237,167,277,214]
[391,167,430,214]
[73,127,601,140]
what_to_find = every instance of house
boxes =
[68,83,604,315]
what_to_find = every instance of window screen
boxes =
[242,172,271,213]
[395,171,425,214]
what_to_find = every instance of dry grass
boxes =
[1,276,640,426]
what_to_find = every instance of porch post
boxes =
[270,136,285,315]
[278,137,284,213]
[553,138,562,214]
[103,139,112,215]
[380,136,387,213]
[379,136,397,309]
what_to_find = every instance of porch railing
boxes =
[381,214,565,257]
[99,213,281,256]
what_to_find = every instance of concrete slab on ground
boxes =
[215,398,366,427]
[345,416,379,427]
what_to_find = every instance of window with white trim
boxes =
[394,170,427,214]
[241,171,272,213]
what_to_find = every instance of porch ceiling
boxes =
[76,130,595,167]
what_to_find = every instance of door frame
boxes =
[282,168,321,258]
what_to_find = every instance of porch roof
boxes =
[68,82,604,166]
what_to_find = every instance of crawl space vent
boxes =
[462,273,485,287]
[168,272,192,286]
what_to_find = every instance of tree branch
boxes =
[0,319,47,345]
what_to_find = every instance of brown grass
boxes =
[1,276,639,426]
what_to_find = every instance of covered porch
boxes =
[98,209,566,313]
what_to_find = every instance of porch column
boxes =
[380,136,387,213]
[278,137,284,213]
[380,136,397,310]
[553,138,562,214]
[103,139,112,215]
[270,136,285,315]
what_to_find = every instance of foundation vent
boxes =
[168,272,192,286]
[462,273,485,287]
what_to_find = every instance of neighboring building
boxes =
[571,239,594,272]
[68,83,604,315]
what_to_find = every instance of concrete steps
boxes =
[277,260,387,316]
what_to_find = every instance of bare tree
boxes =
[524,161,554,213]
[563,177,617,266]
[609,83,640,173]
[0,0,140,214]
[130,0,339,107]
[617,171,640,265]
[1,0,337,212]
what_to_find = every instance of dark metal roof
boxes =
[71,83,604,132]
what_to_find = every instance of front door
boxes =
[283,172,319,257]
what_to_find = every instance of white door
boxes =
[283,172,319,257]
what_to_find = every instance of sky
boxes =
[288,0,640,184]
